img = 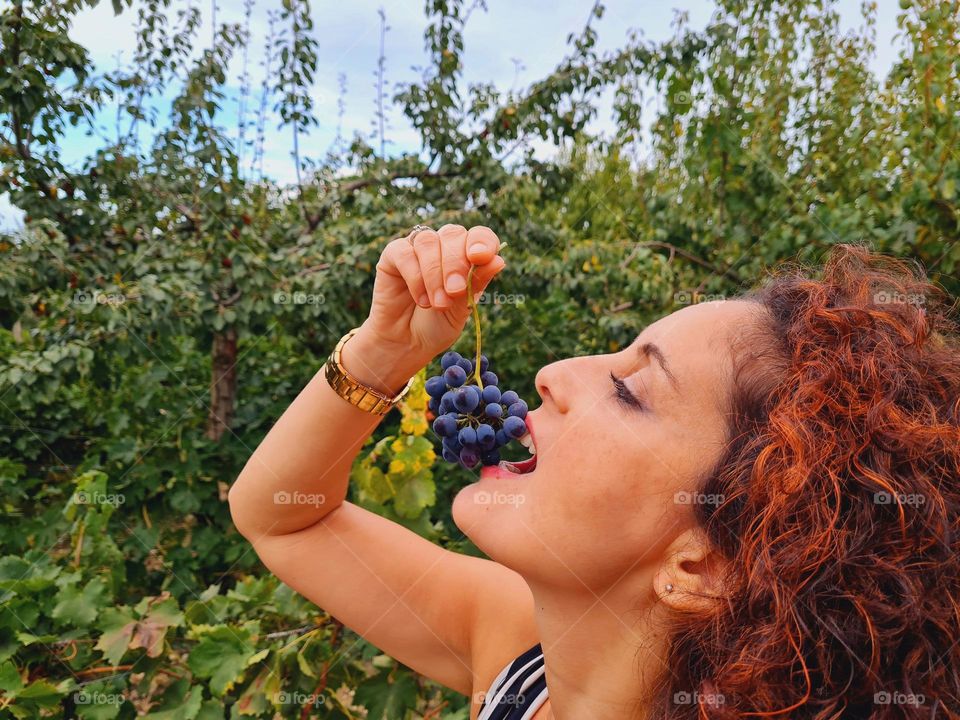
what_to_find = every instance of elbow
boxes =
[226,476,258,541]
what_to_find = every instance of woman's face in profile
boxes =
[452,299,761,592]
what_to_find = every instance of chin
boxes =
[451,482,533,560]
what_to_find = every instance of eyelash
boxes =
[610,372,646,412]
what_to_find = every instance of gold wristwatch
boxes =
[324,328,415,416]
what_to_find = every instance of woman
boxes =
[228,225,960,719]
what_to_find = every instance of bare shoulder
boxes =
[467,563,540,719]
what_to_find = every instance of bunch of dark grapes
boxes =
[426,351,528,469]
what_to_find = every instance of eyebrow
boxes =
[637,341,680,393]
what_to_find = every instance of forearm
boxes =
[228,322,430,539]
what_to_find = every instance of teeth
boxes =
[517,432,536,455]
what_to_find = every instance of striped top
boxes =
[477,642,549,720]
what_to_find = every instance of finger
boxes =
[379,238,430,307]
[465,226,501,266]
[469,255,507,299]
[437,224,471,297]
[411,229,450,309]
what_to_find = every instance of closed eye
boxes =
[610,372,646,412]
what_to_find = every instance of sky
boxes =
[0,0,903,230]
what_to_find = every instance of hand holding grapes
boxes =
[360,225,506,364]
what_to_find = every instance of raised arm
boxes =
[227,225,533,695]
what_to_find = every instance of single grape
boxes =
[495,429,508,447]
[454,385,481,413]
[479,355,489,373]
[480,371,498,387]
[476,423,496,449]
[459,447,480,469]
[481,385,501,404]
[458,426,478,446]
[456,357,474,374]
[507,400,528,418]
[439,390,456,414]
[444,365,467,387]
[433,413,459,438]
[483,403,503,419]
[425,375,447,398]
[428,397,439,414]
[503,416,527,439]
[442,446,460,463]
[441,351,461,370]
[480,449,501,466]
[500,390,519,406]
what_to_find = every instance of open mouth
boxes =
[499,431,537,475]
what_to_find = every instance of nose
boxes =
[534,358,578,415]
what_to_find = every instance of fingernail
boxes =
[418,293,430,307]
[433,289,449,307]
[446,273,466,292]
[468,243,487,256]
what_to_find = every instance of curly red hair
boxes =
[655,244,960,719]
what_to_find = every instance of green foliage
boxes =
[0,0,958,717]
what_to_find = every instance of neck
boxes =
[528,577,669,720]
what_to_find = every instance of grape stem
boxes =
[466,266,484,390]
[465,242,507,391]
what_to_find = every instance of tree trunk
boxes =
[207,327,238,442]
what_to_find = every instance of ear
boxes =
[653,527,727,613]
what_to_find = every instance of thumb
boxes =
[467,256,507,301]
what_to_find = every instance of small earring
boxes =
[665,583,674,593]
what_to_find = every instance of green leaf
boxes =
[354,667,419,720]
[95,607,136,667]
[52,577,110,626]
[393,469,436,518]
[187,625,256,696]
[0,661,23,694]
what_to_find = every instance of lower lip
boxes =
[479,457,537,480]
